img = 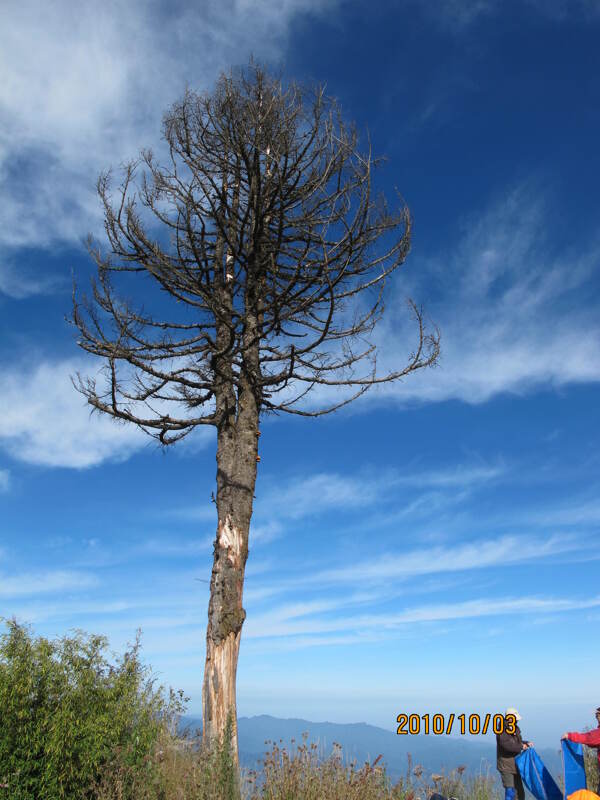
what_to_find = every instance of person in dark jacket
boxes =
[496,707,533,800]
[562,707,600,795]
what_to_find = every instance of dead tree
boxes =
[70,62,439,762]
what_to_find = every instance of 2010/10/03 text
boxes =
[396,713,517,735]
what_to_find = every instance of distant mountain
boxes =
[178,714,563,784]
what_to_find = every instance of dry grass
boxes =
[90,728,502,800]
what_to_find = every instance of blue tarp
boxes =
[516,741,587,800]
[516,747,563,800]
[562,739,587,798]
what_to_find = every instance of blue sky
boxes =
[1,0,600,749]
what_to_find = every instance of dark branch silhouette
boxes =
[69,61,440,760]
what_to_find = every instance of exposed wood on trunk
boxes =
[202,515,246,754]
[203,402,259,758]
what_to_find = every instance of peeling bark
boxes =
[203,514,249,760]
[203,372,259,761]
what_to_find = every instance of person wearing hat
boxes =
[562,707,600,795]
[497,707,533,800]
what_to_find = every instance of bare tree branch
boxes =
[68,60,441,757]
[70,65,438,435]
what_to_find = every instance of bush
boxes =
[0,618,186,800]
[0,617,506,800]
[584,744,599,792]
[95,711,241,800]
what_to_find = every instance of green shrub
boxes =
[94,712,241,800]
[0,618,186,800]
[0,616,508,800]
[584,744,599,792]
[215,711,240,800]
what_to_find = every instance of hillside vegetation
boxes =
[0,621,591,800]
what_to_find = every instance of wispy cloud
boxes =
[244,593,600,640]
[309,533,581,585]
[6,588,206,626]
[241,531,587,615]
[393,464,505,488]
[0,263,65,300]
[418,0,600,30]
[522,0,600,21]
[369,184,600,405]
[140,537,213,557]
[0,0,339,296]
[7,599,138,625]
[160,505,217,523]
[521,498,600,529]
[0,356,215,468]
[0,358,149,467]
[250,521,285,545]
[248,183,600,413]
[262,466,502,519]
[163,463,504,543]
[417,0,495,30]
[0,569,99,598]
[0,469,9,492]
[260,472,385,519]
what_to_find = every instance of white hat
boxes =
[506,707,522,721]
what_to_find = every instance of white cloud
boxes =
[238,531,584,601]
[0,469,9,492]
[0,358,149,467]
[419,0,600,29]
[310,533,581,585]
[235,183,600,413]
[0,0,338,296]
[243,584,285,604]
[7,599,135,625]
[255,463,503,521]
[371,185,600,405]
[249,521,284,544]
[522,498,600,528]
[0,569,99,598]
[161,505,217,523]
[6,588,206,626]
[244,593,600,640]
[523,0,600,20]
[0,264,65,300]
[239,531,589,624]
[419,0,495,29]
[167,463,503,529]
[394,463,504,488]
[141,537,214,557]
[261,472,384,519]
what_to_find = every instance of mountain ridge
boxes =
[178,714,563,782]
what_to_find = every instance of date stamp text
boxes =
[396,713,517,736]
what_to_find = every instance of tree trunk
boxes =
[202,384,259,763]
[202,513,247,758]
[202,155,263,762]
